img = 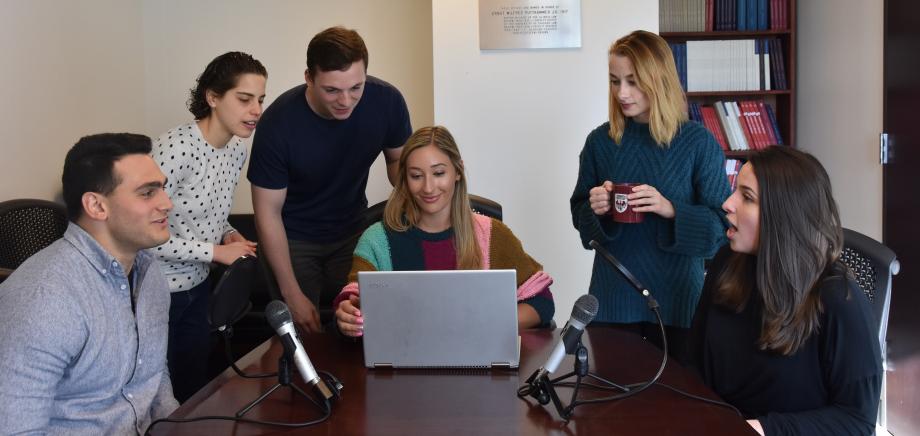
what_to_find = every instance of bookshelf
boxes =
[660,0,796,160]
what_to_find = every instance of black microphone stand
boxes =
[236,334,325,418]
[521,336,631,420]
[519,240,670,421]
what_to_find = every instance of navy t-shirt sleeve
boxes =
[247,117,289,190]
[384,87,412,148]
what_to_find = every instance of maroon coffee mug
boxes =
[611,182,644,223]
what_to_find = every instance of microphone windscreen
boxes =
[571,294,599,325]
[265,300,293,329]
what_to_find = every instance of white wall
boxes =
[0,0,147,202]
[797,0,883,240]
[142,0,434,212]
[1,0,886,319]
[0,0,431,207]
[432,1,658,324]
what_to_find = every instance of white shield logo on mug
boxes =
[614,193,628,213]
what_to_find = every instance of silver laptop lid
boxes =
[359,269,520,369]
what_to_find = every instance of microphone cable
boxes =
[546,307,740,417]
[143,370,341,435]
[554,240,743,417]
[553,306,667,408]
[220,326,277,379]
[652,381,743,417]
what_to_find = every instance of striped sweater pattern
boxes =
[334,213,555,324]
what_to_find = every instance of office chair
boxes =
[363,194,503,227]
[839,227,899,430]
[469,194,503,221]
[0,199,68,282]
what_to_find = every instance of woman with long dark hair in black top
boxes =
[689,146,882,436]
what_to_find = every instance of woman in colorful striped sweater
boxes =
[334,126,554,336]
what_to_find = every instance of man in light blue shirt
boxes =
[0,133,179,435]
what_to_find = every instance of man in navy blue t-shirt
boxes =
[248,26,411,333]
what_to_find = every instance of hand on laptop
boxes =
[336,294,364,337]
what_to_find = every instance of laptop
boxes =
[358,269,520,369]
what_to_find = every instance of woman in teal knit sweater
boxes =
[570,30,730,358]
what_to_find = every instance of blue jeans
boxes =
[167,278,211,403]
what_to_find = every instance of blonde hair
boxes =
[608,30,688,146]
[383,126,482,270]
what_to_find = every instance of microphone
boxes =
[533,294,599,381]
[265,300,334,401]
[588,240,659,310]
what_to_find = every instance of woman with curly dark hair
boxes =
[151,51,266,402]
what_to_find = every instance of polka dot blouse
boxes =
[151,122,247,292]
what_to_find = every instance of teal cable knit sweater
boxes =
[570,119,730,328]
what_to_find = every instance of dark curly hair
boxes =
[188,51,267,120]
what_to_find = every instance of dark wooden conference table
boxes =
[153,326,757,435]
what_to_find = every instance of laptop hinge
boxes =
[373,363,394,369]
[491,362,512,369]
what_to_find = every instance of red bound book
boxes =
[734,101,757,150]
[702,106,730,151]
[770,0,778,30]
[741,101,766,149]
[751,100,773,148]
[706,0,714,31]
[780,0,787,30]
[738,101,756,149]
[756,100,778,145]
[725,159,741,191]
[731,159,741,190]
[755,101,772,148]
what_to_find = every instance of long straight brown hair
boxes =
[715,146,843,355]
[383,126,482,270]
[608,30,688,146]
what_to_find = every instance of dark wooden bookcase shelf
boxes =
[661,0,797,150]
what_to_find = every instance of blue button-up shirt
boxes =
[0,223,178,435]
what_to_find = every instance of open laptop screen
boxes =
[358,269,520,369]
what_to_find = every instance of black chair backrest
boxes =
[469,195,503,221]
[209,256,258,332]
[0,199,68,270]
[363,194,503,229]
[839,228,900,350]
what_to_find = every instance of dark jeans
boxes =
[601,321,690,366]
[167,278,211,403]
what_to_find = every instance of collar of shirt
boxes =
[63,223,155,282]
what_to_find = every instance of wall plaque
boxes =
[479,0,582,50]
